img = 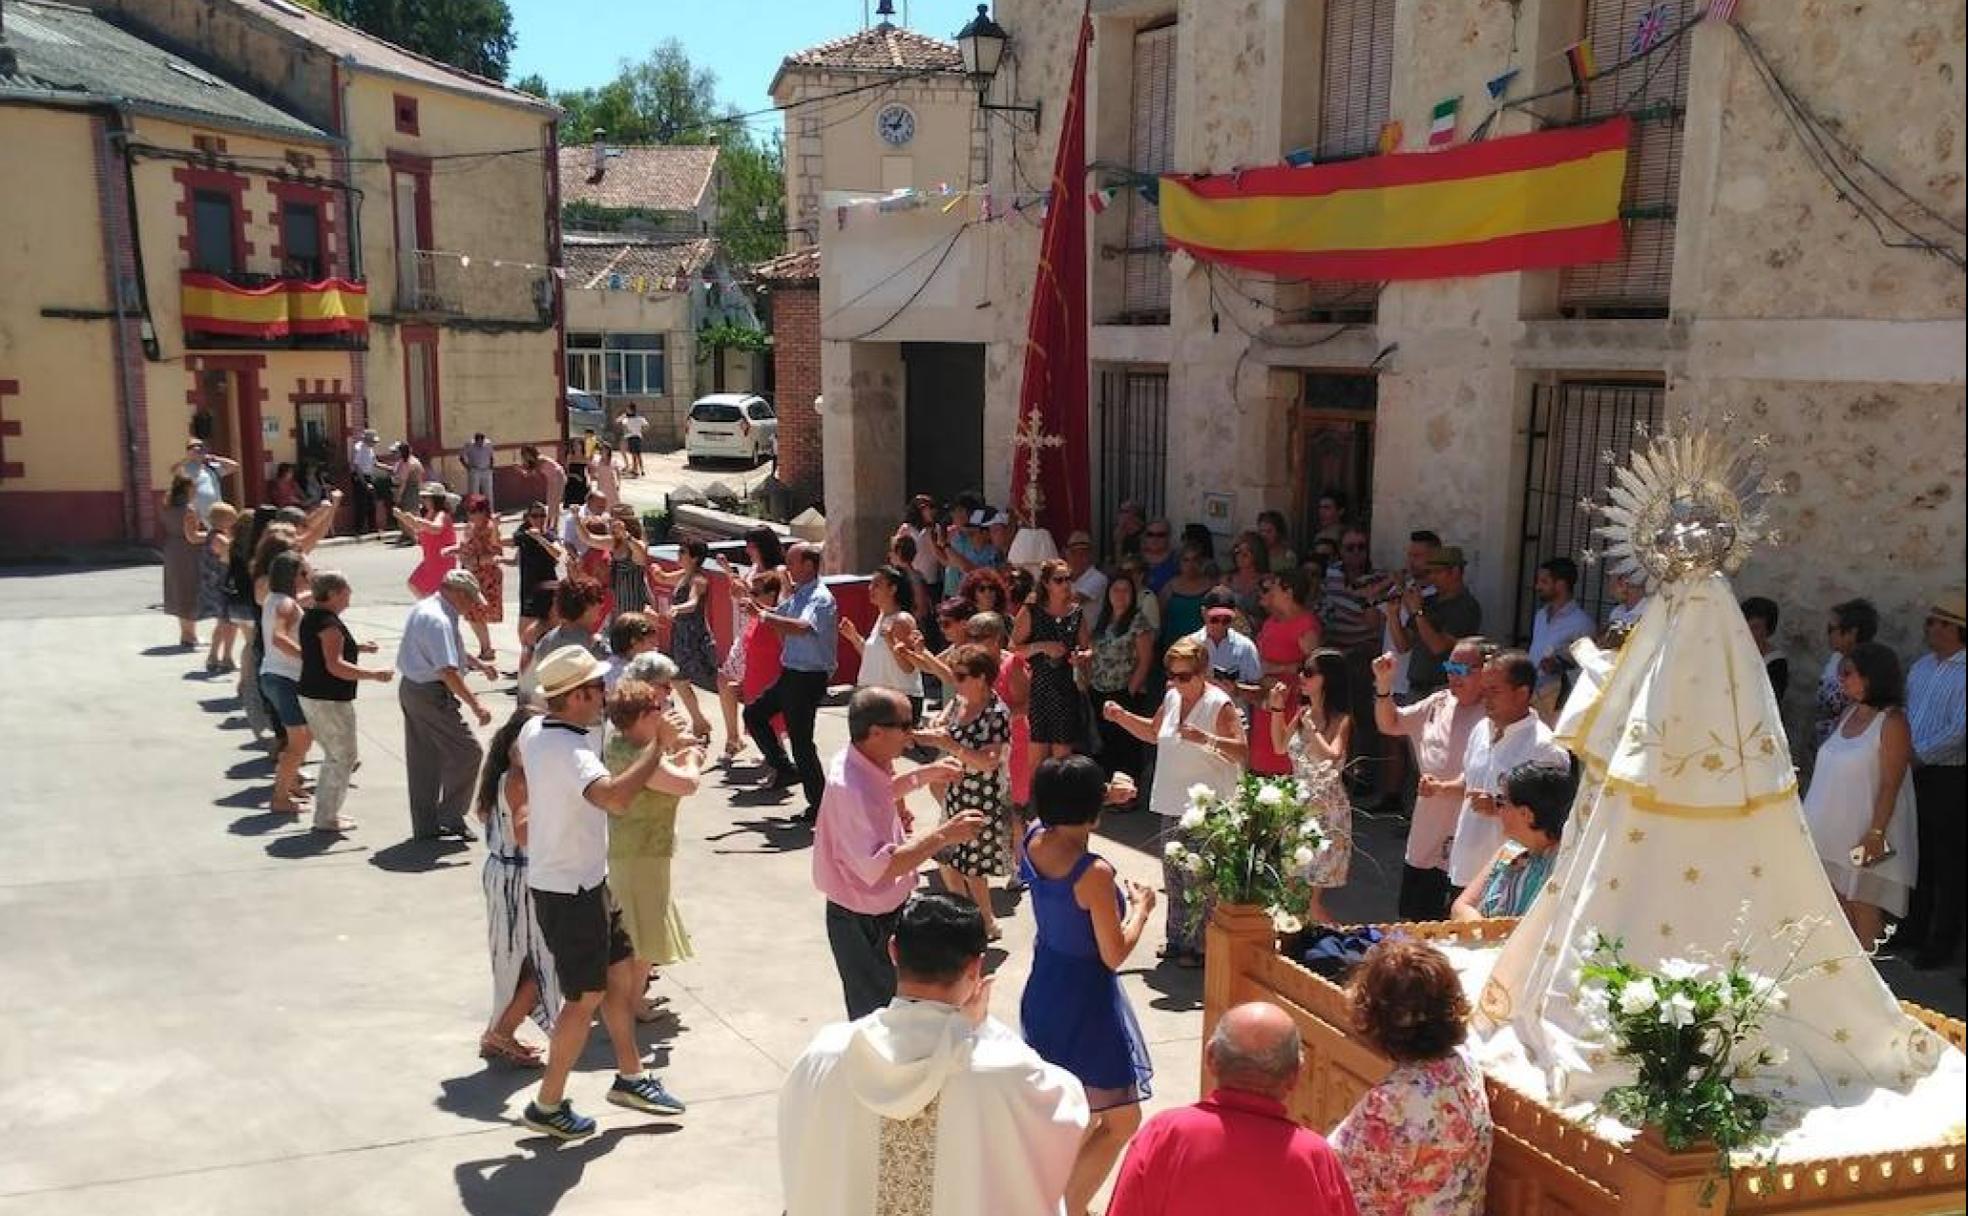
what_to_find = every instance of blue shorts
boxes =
[259,672,308,728]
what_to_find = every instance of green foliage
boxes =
[510,72,551,100]
[1164,768,1343,928]
[715,132,787,267]
[1574,931,1790,1204]
[318,0,517,81]
[699,320,769,354]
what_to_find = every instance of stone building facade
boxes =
[817,0,1963,749]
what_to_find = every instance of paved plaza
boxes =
[0,541,1956,1215]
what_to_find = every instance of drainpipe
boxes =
[99,110,149,541]
[551,120,569,439]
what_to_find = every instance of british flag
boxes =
[1630,3,1672,55]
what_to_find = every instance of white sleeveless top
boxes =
[856,611,923,696]
[1149,683,1241,819]
[260,592,303,680]
[1802,707,1918,916]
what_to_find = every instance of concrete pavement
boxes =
[1,546,1956,1214]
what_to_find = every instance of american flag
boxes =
[1630,3,1672,55]
[1705,0,1740,24]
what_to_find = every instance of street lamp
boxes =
[955,4,1040,124]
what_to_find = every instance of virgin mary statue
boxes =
[1467,424,1962,1158]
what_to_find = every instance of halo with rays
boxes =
[1581,414,1788,590]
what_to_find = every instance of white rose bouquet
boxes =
[1572,928,1795,1195]
[1164,770,1338,932]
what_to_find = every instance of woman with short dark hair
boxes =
[1332,940,1493,1214]
[1451,760,1576,921]
[1020,754,1153,1216]
[1741,595,1788,701]
[914,643,1013,939]
[1803,640,1918,947]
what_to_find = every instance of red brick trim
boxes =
[172,164,254,271]
[0,379,21,481]
[393,92,420,136]
[185,354,270,505]
[267,177,340,278]
[400,324,442,458]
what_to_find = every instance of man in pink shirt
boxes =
[1108,1001,1359,1216]
[814,686,983,1017]
[1373,639,1492,921]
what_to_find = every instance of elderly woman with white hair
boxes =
[604,661,707,1019]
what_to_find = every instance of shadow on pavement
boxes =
[227,809,291,834]
[197,696,242,714]
[436,1061,543,1126]
[369,837,475,872]
[226,756,275,780]
[1137,959,1204,1013]
[453,1122,679,1216]
[703,817,811,855]
[140,643,199,657]
[1095,807,1168,862]
[265,830,366,860]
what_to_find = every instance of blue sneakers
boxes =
[607,1073,687,1117]
[520,1099,597,1141]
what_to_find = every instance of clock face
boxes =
[876,104,916,147]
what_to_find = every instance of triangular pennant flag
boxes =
[1428,96,1461,147]
[630,275,646,294]
[1087,186,1118,214]
[1135,179,1160,205]
[1485,67,1520,100]
[1566,40,1597,91]
[1283,147,1317,167]
[1630,2,1670,55]
[1376,120,1404,155]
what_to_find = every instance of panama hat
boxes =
[1933,590,1967,629]
[535,645,607,699]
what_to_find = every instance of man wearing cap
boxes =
[747,542,841,823]
[394,568,498,841]
[518,645,690,1140]
[460,431,497,509]
[1065,531,1109,608]
[1189,587,1262,709]
[1389,545,1483,697]
[350,428,381,535]
[1903,590,1966,971]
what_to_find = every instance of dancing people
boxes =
[297,569,393,834]
[477,704,560,1067]
[1014,558,1092,766]
[913,643,1013,940]
[604,670,706,1018]
[1269,648,1355,926]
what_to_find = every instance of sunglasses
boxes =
[1047,575,1073,584]
[1443,661,1475,677]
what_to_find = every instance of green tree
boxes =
[552,40,720,143]
[510,72,551,100]
[319,0,517,81]
[714,132,787,266]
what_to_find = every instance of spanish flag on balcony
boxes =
[1158,117,1631,282]
[181,272,369,343]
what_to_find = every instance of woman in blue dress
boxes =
[1020,754,1154,1216]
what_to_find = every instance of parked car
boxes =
[684,394,776,466]
[566,389,607,442]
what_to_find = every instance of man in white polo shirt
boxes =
[1446,650,1570,893]
[517,645,690,1141]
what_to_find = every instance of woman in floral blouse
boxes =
[1331,940,1493,1215]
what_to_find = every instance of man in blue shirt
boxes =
[743,542,840,824]
[394,569,497,841]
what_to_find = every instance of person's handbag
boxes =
[1291,925,1389,980]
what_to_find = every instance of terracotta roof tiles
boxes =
[562,237,717,291]
[773,23,962,92]
[557,145,720,213]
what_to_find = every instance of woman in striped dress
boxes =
[475,706,561,1067]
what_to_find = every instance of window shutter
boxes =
[1558,0,1694,315]
[1123,23,1178,321]
[1316,0,1395,161]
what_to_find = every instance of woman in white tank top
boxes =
[1100,637,1246,965]
[1802,643,1919,949]
[844,565,925,708]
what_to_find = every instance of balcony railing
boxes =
[180,269,369,351]
[396,250,552,324]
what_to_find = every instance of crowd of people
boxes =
[156,442,1965,1214]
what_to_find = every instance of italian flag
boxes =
[1428,97,1460,147]
[1088,186,1119,214]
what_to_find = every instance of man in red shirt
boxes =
[1107,1001,1359,1216]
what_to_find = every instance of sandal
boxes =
[478,1034,544,1068]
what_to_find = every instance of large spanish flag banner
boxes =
[182,272,369,342]
[1159,117,1632,281]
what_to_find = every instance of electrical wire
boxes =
[822,222,975,342]
[1205,266,1368,348]
[1733,23,1965,268]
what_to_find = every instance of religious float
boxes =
[1199,421,1967,1215]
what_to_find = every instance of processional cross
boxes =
[1011,407,1065,524]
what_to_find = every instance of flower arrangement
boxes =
[1573,928,1792,1197]
[1163,766,1343,930]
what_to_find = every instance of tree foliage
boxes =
[545,41,786,267]
[318,0,517,81]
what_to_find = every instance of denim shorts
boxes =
[259,672,308,728]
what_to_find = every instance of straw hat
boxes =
[535,645,607,699]
[1933,590,1967,629]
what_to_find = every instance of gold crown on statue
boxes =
[1578,412,1790,590]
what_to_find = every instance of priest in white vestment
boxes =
[779,893,1090,1216]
